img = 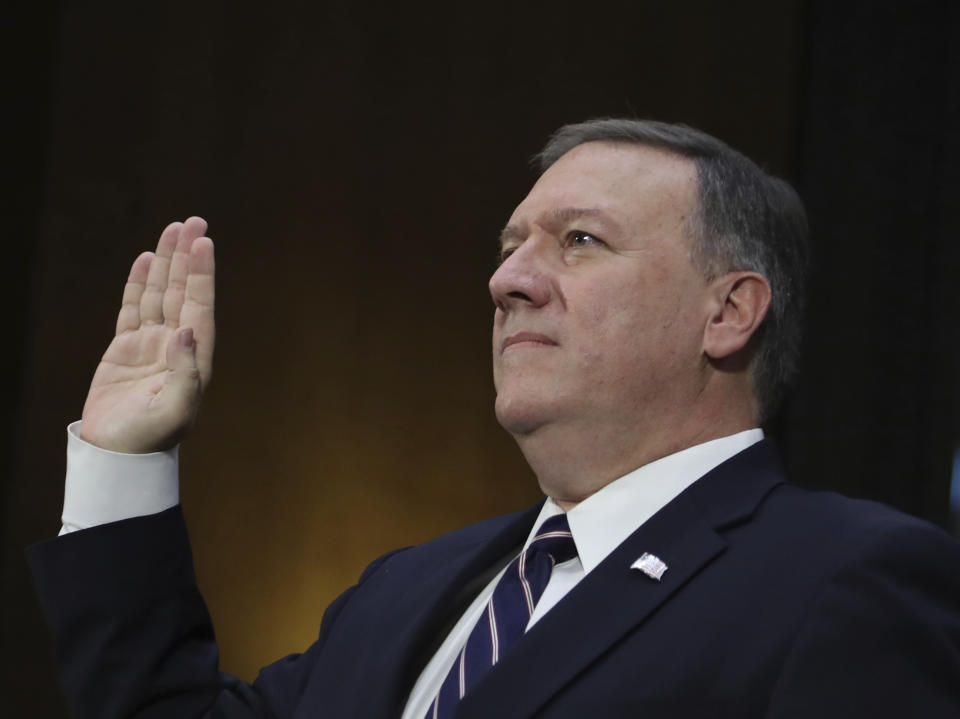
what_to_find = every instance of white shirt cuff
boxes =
[59,421,180,535]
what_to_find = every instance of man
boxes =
[29,119,960,718]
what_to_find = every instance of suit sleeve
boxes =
[765,520,960,718]
[27,505,386,719]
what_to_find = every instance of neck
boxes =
[516,398,758,509]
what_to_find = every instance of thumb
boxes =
[164,326,202,401]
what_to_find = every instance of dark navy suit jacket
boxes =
[29,441,960,718]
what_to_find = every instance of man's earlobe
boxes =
[703,272,772,360]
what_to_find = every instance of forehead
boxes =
[507,141,699,237]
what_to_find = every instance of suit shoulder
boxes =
[356,501,542,580]
[758,482,960,566]
[411,502,543,553]
[763,488,960,716]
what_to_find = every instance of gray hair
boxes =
[537,118,809,421]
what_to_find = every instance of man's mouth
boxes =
[501,332,557,352]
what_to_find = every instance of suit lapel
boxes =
[455,440,785,718]
[342,501,543,717]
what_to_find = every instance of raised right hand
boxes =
[80,217,215,453]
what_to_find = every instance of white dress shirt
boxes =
[57,422,763,717]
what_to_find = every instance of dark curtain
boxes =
[780,0,960,527]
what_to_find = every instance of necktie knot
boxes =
[528,513,577,566]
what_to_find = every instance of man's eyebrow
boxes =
[498,224,525,248]
[498,207,618,248]
[548,207,612,227]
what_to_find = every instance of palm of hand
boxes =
[81,218,215,453]
[83,324,181,452]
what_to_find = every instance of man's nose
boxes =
[488,238,553,312]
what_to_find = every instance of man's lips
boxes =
[501,332,558,352]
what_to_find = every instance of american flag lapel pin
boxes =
[631,553,668,581]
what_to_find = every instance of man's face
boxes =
[490,141,711,442]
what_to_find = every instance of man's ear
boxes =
[702,271,772,360]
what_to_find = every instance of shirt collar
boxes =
[525,429,764,573]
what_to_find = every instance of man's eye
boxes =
[568,231,602,248]
[497,247,516,264]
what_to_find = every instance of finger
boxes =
[140,222,182,326]
[181,236,215,387]
[163,217,207,327]
[116,252,154,335]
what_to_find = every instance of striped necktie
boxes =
[428,513,578,719]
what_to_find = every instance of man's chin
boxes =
[494,396,554,437]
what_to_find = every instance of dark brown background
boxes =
[4,1,959,715]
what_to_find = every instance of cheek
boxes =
[574,285,697,382]
[584,288,655,347]
[570,298,645,382]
